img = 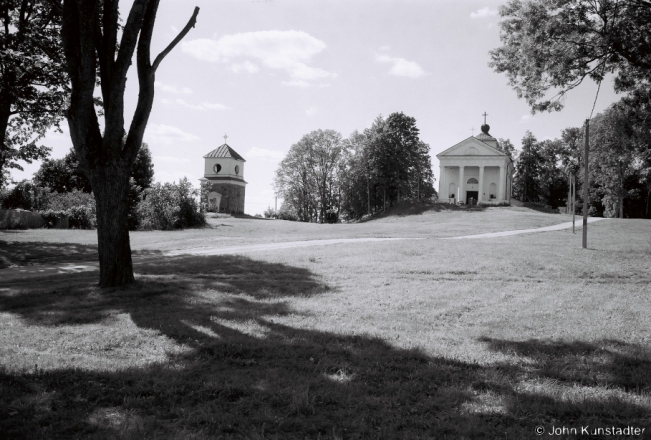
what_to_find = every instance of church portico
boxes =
[437,121,514,204]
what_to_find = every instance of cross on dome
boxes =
[482,112,488,125]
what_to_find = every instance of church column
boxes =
[499,164,505,201]
[459,165,465,203]
[478,166,484,202]
[439,164,444,201]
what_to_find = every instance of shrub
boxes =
[39,209,68,228]
[136,178,205,230]
[263,206,277,219]
[36,190,97,229]
[45,189,95,211]
[67,205,96,229]
[276,204,299,221]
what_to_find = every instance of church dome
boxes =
[481,124,490,135]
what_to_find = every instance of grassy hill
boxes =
[1,209,650,438]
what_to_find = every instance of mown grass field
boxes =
[1,206,650,439]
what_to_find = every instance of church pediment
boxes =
[437,137,505,157]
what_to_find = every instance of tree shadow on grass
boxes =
[0,240,167,270]
[0,240,99,269]
[1,258,650,439]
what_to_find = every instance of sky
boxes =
[10,0,620,215]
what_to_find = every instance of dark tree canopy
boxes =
[490,0,651,112]
[34,143,154,194]
[0,0,68,186]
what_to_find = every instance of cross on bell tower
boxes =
[223,134,228,144]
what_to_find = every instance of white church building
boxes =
[437,122,514,204]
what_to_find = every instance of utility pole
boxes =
[572,174,576,233]
[582,120,589,249]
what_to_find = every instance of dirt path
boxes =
[0,218,608,281]
[444,217,607,240]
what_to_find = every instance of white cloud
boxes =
[145,124,200,145]
[282,79,310,88]
[520,114,532,122]
[305,107,317,117]
[376,54,426,78]
[182,30,336,85]
[470,7,498,19]
[378,45,391,52]
[245,147,285,161]
[154,81,192,94]
[175,99,230,111]
[230,61,260,74]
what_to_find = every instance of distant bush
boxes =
[39,210,68,228]
[66,205,96,229]
[263,206,277,219]
[45,189,95,211]
[136,178,205,230]
[276,205,299,221]
[36,189,97,229]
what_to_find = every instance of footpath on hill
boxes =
[0,217,608,282]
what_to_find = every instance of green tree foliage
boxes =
[33,143,155,228]
[496,138,517,161]
[136,178,205,230]
[0,179,48,210]
[338,113,435,220]
[33,149,92,193]
[35,143,154,193]
[274,129,344,223]
[589,105,643,218]
[490,0,651,112]
[513,131,544,203]
[0,0,68,187]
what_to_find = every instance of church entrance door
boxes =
[466,191,478,205]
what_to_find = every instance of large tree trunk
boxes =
[90,165,134,287]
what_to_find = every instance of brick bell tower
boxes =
[199,135,247,213]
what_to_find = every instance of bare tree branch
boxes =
[152,6,199,72]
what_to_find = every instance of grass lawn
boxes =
[1,206,650,439]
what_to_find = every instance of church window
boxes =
[234,165,240,175]
[213,163,222,173]
[467,178,478,184]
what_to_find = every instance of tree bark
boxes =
[90,164,134,286]
[60,1,199,287]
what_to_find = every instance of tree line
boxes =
[491,0,651,219]
[273,112,436,222]
[509,92,651,218]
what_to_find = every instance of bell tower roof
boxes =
[203,144,246,161]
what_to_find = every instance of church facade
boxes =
[199,142,247,213]
[437,124,514,204]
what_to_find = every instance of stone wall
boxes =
[204,183,245,214]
